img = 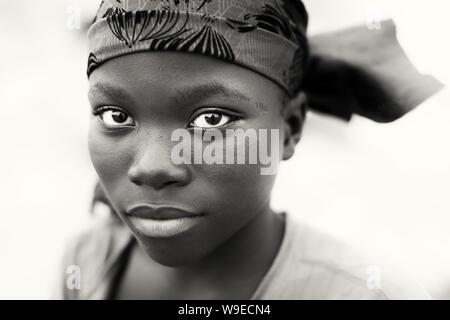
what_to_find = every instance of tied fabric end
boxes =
[305,19,443,123]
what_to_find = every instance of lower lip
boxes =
[128,216,203,238]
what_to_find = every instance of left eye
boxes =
[190,112,233,129]
[97,109,135,127]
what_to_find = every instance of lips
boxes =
[126,204,202,220]
[125,204,204,238]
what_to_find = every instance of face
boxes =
[88,52,300,266]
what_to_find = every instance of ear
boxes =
[281,91,306,161]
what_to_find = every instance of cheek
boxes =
[88,125,132,193]
[217,165,275,206]
[194,134,277,214]
[193,161,275,240]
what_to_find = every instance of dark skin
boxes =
[88,51,305,299]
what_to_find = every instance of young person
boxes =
[57,0,441,300]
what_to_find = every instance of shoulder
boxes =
[260,214,430,300]
[55,217,132,300]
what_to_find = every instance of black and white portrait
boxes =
[1,0,449,304]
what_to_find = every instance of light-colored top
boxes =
[55,212,430,300]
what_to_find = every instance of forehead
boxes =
[88,51,284,107]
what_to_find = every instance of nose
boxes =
[128,134,191,190]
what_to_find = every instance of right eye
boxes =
[94,107,135,127]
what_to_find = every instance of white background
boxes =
[0,0,449,299]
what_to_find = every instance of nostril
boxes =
[129,174,143,186]
[128,166,190,190]
[128,167,143,185]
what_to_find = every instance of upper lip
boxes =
[126,204,202,220]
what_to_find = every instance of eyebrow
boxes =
[88,82,137,106]
[88,81,256,108]
[174,82,255,106]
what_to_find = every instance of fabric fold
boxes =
[305,19,443,122]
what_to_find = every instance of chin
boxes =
[136,234,209,268]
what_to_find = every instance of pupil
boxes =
[205,114,222,125]
[112,111,127,123]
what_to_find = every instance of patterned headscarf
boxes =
[88,0,308,95]
[88,0,442,122]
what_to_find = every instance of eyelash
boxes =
[187,108,242,129]
[92,106,124,116]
